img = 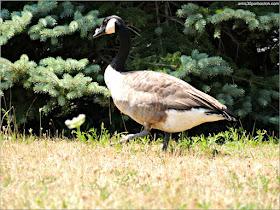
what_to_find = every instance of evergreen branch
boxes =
[73,75,83,86]
[207,60,222,65]
[0,60,19,72]
[142,61,178,68]
[32,78,49,83]
[46,3,56,9]
[38,1,43,11]
[63,75,72,84]
[4,23,21,26]
[236,12,254,19]
[22,13,32,22]
[38,2,57,14]
[268,103,279,114]
[221,28,249,55]
[127,26,141,37]
[231,75,278,88]
[160,14,185,27]
[45,72,59,84]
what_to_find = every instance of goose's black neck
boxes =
[110,27,130,72]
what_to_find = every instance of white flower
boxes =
[29,128,33,133]
[65,114,86,129]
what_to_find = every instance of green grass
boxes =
[1,127,279,209]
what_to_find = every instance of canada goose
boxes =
[93,15,237,151]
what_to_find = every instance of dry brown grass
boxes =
[1,138,279,209]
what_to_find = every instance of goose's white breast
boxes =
[104,65,133,116]
[104,65,125,100]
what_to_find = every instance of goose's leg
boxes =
[110,129,150,146]
[162,132,171,151]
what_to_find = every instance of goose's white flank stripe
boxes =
[154,108,224,133]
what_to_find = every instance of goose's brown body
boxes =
[105,65,233,133]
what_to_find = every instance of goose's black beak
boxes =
[93,27,105,38]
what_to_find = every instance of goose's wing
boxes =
[124,70,226,111]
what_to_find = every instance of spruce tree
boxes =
[1,1,109,128]
[175,3,279,132]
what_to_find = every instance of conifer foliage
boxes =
[1,1,108,125]
[177,3,279,36]
[175,3,279,131]
[1,1,279,134]
[170,49,245,107]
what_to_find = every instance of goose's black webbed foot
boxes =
[110,129,150,146]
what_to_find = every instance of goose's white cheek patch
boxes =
[105,18,117,34]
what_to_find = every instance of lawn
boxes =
[1,128,279,209]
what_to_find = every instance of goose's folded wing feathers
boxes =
[123,70,227,112]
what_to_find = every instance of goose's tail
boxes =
[221,108,238,122]
[205,107,238,122]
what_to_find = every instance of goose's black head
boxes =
[93,15,126,38]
